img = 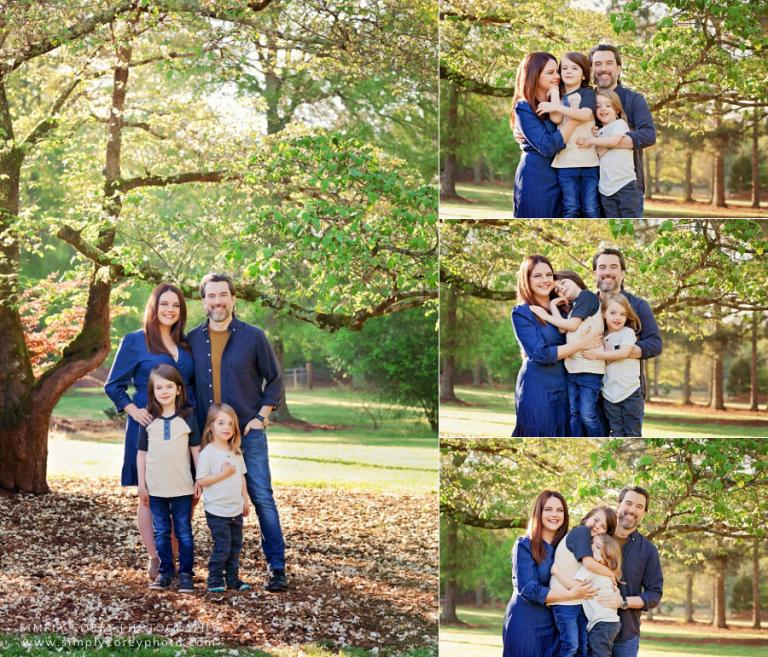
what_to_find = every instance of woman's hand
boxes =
[529,306,550,321]
[571,581,598,601]
[125,403,153,426]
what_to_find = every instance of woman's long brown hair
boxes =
[510,52,558,127]
[528,489,569,564]
[143,283,188,356]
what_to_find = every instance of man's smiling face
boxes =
[595,253,624,294]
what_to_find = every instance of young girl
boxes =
[575,89,640,217]
[549,506,618,657]
[585,294,643,437]
[196,403,251,593]
[137,364,200,593]
[528,271,605,437]
[536,52,600,218]
[554,534,623,657]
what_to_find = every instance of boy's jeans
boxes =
[558,167,601,218]
[205,511,244,587]
[551,604,588,657]
[603,388,644,437]
[149,494,194,575]
[567,373,606,437]
[589,621,621,657]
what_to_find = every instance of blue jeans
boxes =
[205,511,244,587]
[610,635,639,657]
[589,621,621,657]
[600,181,641,218]
[567,373,605,437]
[149,495,194,575]
[558,167,600,218]
[241,429,285,570]
[603,388,644,437]
[552,604,588,657]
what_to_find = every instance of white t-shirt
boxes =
[596,119,636,196]
[602,327,641,403]
[574,565,621,631]
[196,444,247,517]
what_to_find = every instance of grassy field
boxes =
[52,387,437,493]
[439,183,767,219]
[440,606,768,657]
[440,386,768,438]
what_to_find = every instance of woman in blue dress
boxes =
[503,490,596,657]
[511,52,578,217]
[512,255,603,436]
[105,282,195,579]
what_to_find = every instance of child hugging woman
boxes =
[576,89,640,218]
[584,293,643,437]
[528,270,605,437]
[549,505,618,657]
[553,533,624,657]
[535,52,600,218]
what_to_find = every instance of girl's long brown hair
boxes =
[517,255,556,324]
[201,403,242,455]
[528,489,569,564]
[596,534,623,581]
[146,364,190,418]
[510,52,558,127]
[143,283,188,356]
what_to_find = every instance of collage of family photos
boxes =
[1,2,767,657]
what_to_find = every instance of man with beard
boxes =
[188,273,288,592]
[590,247,661,434]
[589,44,656,216]
[597,486,663,657]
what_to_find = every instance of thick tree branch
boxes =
[440,271,516,300]
[118,170,238,192]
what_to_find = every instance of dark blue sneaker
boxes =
[226,579,253,592]
[177,573,195,594]
[264,568,287,592]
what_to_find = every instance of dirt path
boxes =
[0,477,437,651]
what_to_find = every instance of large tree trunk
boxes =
[753,539,762,629]
[752,107,761,209]
[750,310,759,411]
[440,515,461,623]
[682,352,693,405]
[440,83,463,200]
[440,285,462,403]
[684,571,695,623]
[269,334,303,424]
[713,554,728,629]
[473,158,483,184]
[712,101,727,208]
[710,306,725,411]
[684,150,694,202]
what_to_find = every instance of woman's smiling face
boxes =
[536,58,560,96]
[529,261,555,298]
[541,495,565,533]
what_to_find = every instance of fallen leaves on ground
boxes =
[0,478,437,651]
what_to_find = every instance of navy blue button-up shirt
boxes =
[188,317,283,433]
[614,83,656,194]
[616,529,663,642]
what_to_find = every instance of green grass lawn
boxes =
[52,387,437,493]
[440,606,767,657]
[439,183,766,219]
[440,386,768,438]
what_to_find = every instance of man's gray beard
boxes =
[207,308,231,320]
[620,514,637,529]
[599,280,617,293]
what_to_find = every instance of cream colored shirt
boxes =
[552,91,599,169]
